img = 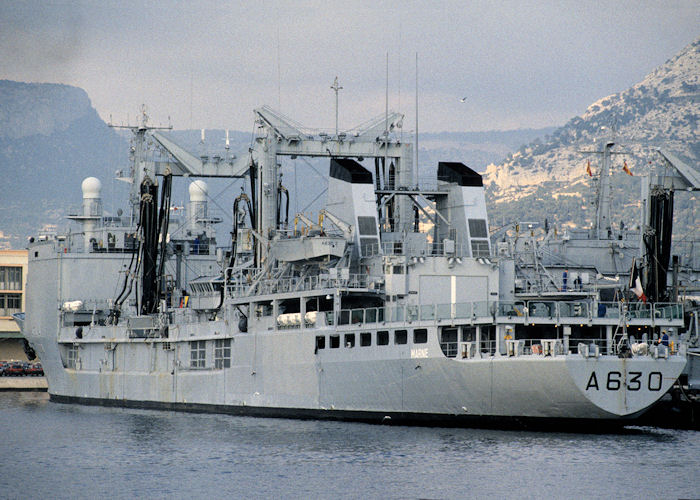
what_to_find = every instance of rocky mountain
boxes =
[0,80,98,140]
[0,80,127,249]
[483,38,699,242]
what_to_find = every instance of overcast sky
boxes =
[1,0,698,133]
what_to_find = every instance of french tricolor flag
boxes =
[629,260,648,304]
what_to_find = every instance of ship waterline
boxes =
[27,302,685,422]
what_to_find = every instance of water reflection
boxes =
[0,393,697,500]
[2,390,49,409]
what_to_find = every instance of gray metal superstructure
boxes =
[497,140,700,395]
[21,107,689,426]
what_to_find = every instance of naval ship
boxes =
[21,106,689,427]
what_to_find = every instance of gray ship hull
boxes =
[24,314,686,425]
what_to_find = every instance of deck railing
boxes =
[362,240,467,258]
[226,268,370,297]
[331,300,683,328]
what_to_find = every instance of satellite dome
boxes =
[189,180,208,202]
[81,177,102,199]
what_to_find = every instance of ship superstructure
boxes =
[21,106,689,426]
[503,142,700,297]
[497,140,700,398]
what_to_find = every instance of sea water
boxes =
[1,392,698,499]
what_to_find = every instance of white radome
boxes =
[189,180,208,202]
[81,177,102,199]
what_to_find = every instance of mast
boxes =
[331,76,342,138]
[384,52,389,189]
[109,105,172,225]
[413,51,419,232]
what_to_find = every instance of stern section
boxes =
[565,354,686,417]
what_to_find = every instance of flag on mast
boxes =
[586,159,592,177]
[622,159,633,176]
[629,259,647,304]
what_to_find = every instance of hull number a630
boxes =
[585,371,663,392]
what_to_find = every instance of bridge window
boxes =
[395,329,407,345]
[440,327,458,358]
[414,328,428,344]
[315,336,325,351]
[330,335,340,348]
[377,330,389,346]
[462,326,476,342]
[360,332,372,346]
[345,334,355,348]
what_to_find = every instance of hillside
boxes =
[483,38,699,242]
[0,81,127,248]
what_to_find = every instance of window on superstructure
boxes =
[255,301,273,317]
[344,334,355,348]
[214,339,231,368]
[315,336,325,351]
[461,326,476,342]
[394,330,407,345]
[377,330,389,346]
[439,327,458,358]
[66,345,78,369]
[330,335,340,349]
[360,332,372,346]
[470,240,490,258]
[190,340,206,368]
[480,325,496,355]
[413,328,428,344]
[360,238,379,256]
